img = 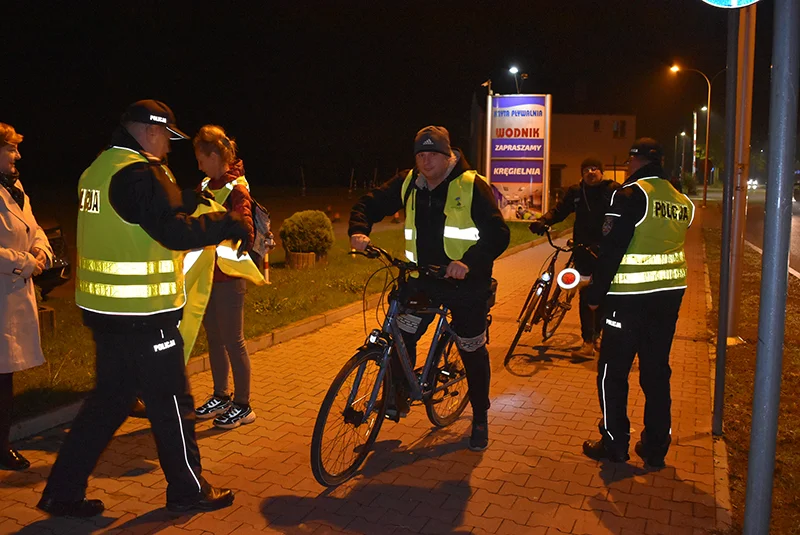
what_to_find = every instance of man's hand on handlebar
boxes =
[528,220,548,236]
[350,233,371,251]
[445,260,469,280]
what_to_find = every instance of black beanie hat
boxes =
[414,126,452,156]
[580,156,604,173]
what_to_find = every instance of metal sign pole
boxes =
[726,6,757,338]
[712,9,739,437]
[743,0,800,531]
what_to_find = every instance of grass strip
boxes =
[704,227,800,534]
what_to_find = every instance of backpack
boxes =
[249,200,276,270]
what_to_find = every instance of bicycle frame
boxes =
[520,247,572,324]
[349,275,461,426]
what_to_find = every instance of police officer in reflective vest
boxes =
[38,100,248,517]
[350,126,510,451]
[583,138,695,469]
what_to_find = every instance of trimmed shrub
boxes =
[279,210,335,255]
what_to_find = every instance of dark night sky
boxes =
[3,0,781,200]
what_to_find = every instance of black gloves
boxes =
[196,189,215,206]
[528,220,548,236]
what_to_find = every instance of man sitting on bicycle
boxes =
[349,126,510,452]
[528,157,619,358]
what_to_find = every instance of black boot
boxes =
[582,439,629,462]
[37,496,105,517]
[129,397,147,418]
[166,484,234,513]
[469,420,489,452]
[0,448,30,471]
[635,440,666,469]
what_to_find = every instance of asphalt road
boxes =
[702,188,800,275]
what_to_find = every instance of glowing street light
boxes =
[701,106,708,112]
[670,64,725,207]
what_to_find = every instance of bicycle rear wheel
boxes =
[541,285,576,340]
[506,283,545,359]
[425,336,469,427]
[310,347,388,486]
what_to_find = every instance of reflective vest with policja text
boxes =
[75,147,185,315]
[608,177,695,295]
[401,170,481,264]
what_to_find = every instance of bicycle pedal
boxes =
[343,406,365,426]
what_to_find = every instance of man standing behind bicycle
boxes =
[349,126,510,451]
[528,157,619,357]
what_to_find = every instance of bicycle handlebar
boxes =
[542,228,598,259]
[350,245,448,279]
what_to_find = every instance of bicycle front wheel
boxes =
[425,336,470,427]
[506,283,545,359]
[310,347,388,486]
[542,285,576,340]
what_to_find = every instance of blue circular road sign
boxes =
[702,0,760,7]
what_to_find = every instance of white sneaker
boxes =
[195,395,232,420]
[213,403,256,429]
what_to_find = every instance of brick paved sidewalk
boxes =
[0,210,726,535]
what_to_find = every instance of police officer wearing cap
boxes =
[349,126,509,451]
[38,100,248,517]
[582,138,694,469]
[528,156,619,357]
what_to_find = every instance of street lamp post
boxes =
[693,111,698,185]
[680,131,687,178]
[671,65,724,208]
[509,66,520,93]
[673,135,680,176]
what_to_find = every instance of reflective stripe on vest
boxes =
[201,176,249,206]
[618,251,686,266]
[76,147,186,315]
[400,170,481,263]
[78,280,180,299]
[80,257,176,276]
[608,177,694,295]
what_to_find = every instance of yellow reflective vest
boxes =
[608,177,695,295]
[76,147,185,315]
[400,170,481,264]
[199,176,265,285]
[178,176,265,361]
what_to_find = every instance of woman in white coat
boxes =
[0,123,52,470]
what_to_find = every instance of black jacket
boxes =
[540,179,619,248]
[585,162,676,305]
[83,127,245,331]
[349,150,510,284]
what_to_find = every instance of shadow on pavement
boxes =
[2,425,161,491]
[261,423,479,534]
[587,454,718,533]
[504,332,593,378]
[15,506,197,535]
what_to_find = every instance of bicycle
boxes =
[310,245,494,487]
[506,228,592,359]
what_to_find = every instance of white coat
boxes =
[0,180,53,373]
